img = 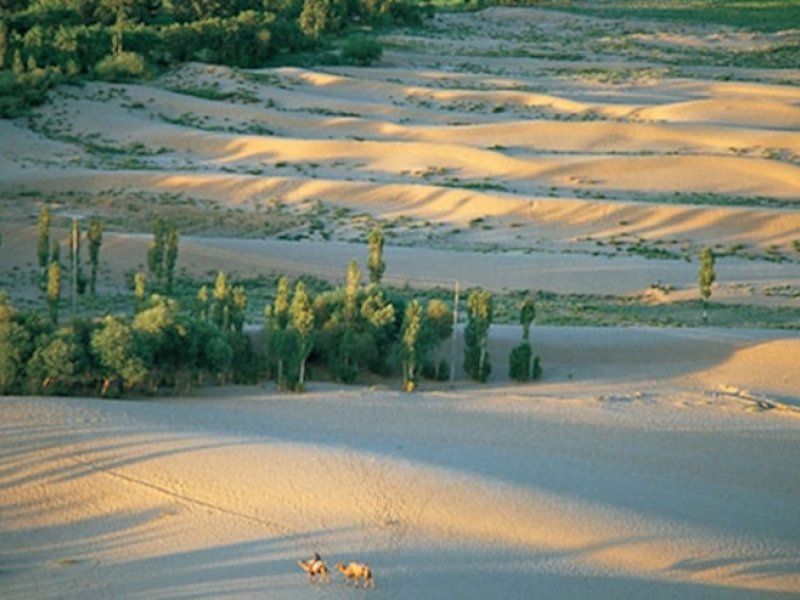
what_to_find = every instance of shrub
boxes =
[93,51,147,82]
[341,34,382,66]
[508,342,531,382]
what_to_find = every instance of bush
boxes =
[341,34,382,66]
[93,51,148,82]
[508,342,531,382]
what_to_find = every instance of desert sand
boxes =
[2,326,800,598]
[1,4,800,598]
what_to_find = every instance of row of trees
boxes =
[0,0,428,115]
[2,215,544,396]
[36,206,104,323]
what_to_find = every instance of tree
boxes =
[290,281,314,391]
[87,217,103,296]
[68,218,86,309]
[399,299,422,392]
[147,217,166,286]
[197,284,209,321]
[367,227,385,285]
[698,247,716,323]
[211,270,230,330]
[165,223,179,294]
[29,333,77,393]
[463,289,492,382]
[91,315,147,396]
[0,20,8,70]
[423,298,452,381]
[509,295,540,383]
[0,296,33,393]
[134,272,146,312]
[508,342,532,382]
[343,259,361,322]
[299,0,347,39]
[37,206,51,288]
[47,247,61,324]
[520,296,535,341]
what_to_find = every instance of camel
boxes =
[336,562,374,588]
[297,552,330,583]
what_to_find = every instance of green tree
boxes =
[134,272,146,312]
[520,296,535,341]
[47,249,61,324]
[37,206,51,288]
[91,315,147,396]
[290,281,314,391]
[367,227,385,285]
[508,342,532,382]
[509,295,539,383]
[463,289,492,382]
[165,222,179,294]
[197,284,209,321]
[69,218,86,300]
[400,299,422,392]
[87,217,103,296]
[147,217,166,286]
[422,298,452,381]
[29,332,77,393]
[0,20,8,69]
[698,247,716,323]
[343,259,361,322]
[299,0,347,39]
[0,296,34,393]
[273,275,291,329]
[211,270,231,330]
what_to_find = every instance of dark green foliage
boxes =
[0,0,425,118]
[147,218,179,292]
[508,342,531,382]
[463,289,492,382]
[87,217,103,296]
[399,299,422,391]
[37,205,51,285]
[46,249,61,324]
[147,217,166,284]
[341,34,382,66]
[520,296,535,340]
[532,354,542,380]
[165,223,179,294]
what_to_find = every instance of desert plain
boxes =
[1,4,800,598]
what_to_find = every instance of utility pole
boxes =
[449,280,459,385]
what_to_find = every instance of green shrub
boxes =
[93,51,147,82]
[341,34,382,66]
[508,342,531,382]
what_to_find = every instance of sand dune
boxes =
[3,326,800,598]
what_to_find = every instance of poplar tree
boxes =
[367,228,385,285]
[343,260,361,322]
[290,281,314,391]
[47,246,61,324]
[400,299,422,392]
[212,271,230,331]
[69,218,86,298]
[197,285,209,321]
[463,289,492,382]
[134,272,146,313]
[147,217,166,285]
[37,206,51,288]
[165,223,179,294]
[87,217,103,296]
[698,247,716,323]
[509,296,538,382]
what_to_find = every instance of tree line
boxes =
[0,0,429,116]
[0,209,546,397]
